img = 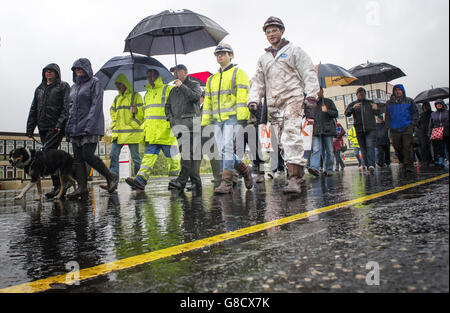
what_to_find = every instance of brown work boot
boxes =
[282,164,304,194]
[214,170,234,194]
[236,162,253,190]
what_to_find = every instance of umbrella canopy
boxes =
[95,55,173,92]
[315,63,357,88]
[124,9,228,61]
[188,71,212,86]
[348,62,406,86]
[414,87,449,103]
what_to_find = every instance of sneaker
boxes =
[308,167,320,177]
[324,171,333,177]
[368,166,375,174]
[267,172,275,179]
[125,177,145,191]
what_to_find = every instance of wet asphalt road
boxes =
[0,165,448,293]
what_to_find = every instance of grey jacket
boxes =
[165,76,202,131]
[66,58,105,138]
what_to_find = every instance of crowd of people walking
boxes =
[25,16,449,200]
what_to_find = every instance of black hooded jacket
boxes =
[26,63,70,135]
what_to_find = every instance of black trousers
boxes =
[377,144,391,166]
[72,142,111,181]
[391,125,414,168]
[432,136,450,160]
[177,131,202,188]
[40,129,64,189]
[334,150,345,169]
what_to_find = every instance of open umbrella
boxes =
[348,61,406,99]
[315,63,357,88]
[124,9,228,68]
[95,55,173,92]
[414,87,449,103]
[348,61,406,85]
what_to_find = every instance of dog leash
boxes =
[30,131,61,150]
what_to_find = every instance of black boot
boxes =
[45,175,61,199]
[67,163,89,200]
[90,156,118,194]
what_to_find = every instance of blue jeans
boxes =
[356,130,376,168]
[310,135,334,172]
[353,147,364,167]
[214,116,241,171]
[109,141,142,177]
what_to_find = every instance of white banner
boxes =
[259,123,274,152]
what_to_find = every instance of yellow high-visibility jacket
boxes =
[201,65,250,126]
[143,76,176,146]
[348,126,360,149]
[110,74,144,144]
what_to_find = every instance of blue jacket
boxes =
[66,58,105,138]
[385,84,418,132]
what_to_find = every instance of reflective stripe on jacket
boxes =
[201,65,250,126]
[110,74,144,144]
[143,76,176,145]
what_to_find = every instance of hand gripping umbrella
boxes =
[124,9,229,69]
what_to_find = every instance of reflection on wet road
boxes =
[0,165,448,292]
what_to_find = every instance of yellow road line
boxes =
[1,173,448,293]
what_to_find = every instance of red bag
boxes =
[430,126,444,141]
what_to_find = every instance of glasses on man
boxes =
[265,28,281,35]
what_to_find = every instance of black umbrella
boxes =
[348,61,406,85]
[414,87,449,103]
[348,61,406,100]
[95,55,173,92]
[124,9,228,67]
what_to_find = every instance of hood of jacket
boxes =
[71,58,94,84]
[393,84,406,101]
[145,76,164,90]
[42,63,62,84]
[114,73,134,95]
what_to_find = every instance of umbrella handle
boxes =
[172,28,178,68]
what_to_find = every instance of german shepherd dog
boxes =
[9,148,77,201]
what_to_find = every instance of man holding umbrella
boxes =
[165,64,203,196]
[247,17,320,194]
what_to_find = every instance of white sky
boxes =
[0,0,448,132]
